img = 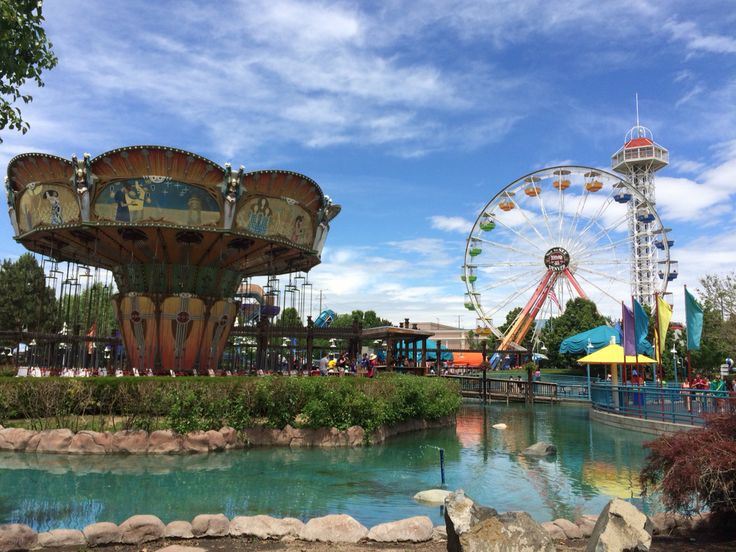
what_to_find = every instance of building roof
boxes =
[623,137,654,148]
[361,325,434,342]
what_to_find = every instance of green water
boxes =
[0,403,659,531]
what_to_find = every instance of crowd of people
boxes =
[316,352,377,377]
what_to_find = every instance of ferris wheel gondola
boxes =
[462,166,672,351]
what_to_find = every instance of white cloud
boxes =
[430,216,473,233]
[656,149,736,222]
[664,19,736,55]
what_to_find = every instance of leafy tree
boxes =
[331,309,391,329]
[0,0,58,142]
[61,282,116,336]
[0,253,57,333]
[539,298,609,369]
[641,414,736,516]
[276,307,302,327]
[690,307,736,374]
[699,273,736,321]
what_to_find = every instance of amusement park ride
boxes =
[5,146,340,373]
[463,111,678,359]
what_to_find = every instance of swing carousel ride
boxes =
[5,146,340,373]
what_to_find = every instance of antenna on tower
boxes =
[635,93,640,129]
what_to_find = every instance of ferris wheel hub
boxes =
[544,247,570,272]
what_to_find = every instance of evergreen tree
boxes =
[0,253,57,333]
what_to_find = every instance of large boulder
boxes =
[183,432,210,453]
[414,489,452,505]
[575,515,597,538]
[112,430,150,454]
[165,520,194,539]
[158,546,208,552]
[37,528,86,547]
[463,512,555,552]
[554,518,583,539]
[445,490,498,552]
[69,431,113,454]
[83,521,121,546]
[445,490,554,552]
[229,515,304,539]
[205,430,226,451]
[148,430,182,454]
[191,513,230,537]
[523,442,557,457]
[0,428,35,451]
[219,426,242,449]
[118,514,165,544]
[32,429,75,453]
[300,514,368,543]
[0,524,37,552]
[367,516,434,542]
[586,498,653,552]
[541,521,566,540]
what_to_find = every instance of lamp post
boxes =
[586,339,594,398]
[671,345,678,386]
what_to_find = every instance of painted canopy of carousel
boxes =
[4,146,340,372]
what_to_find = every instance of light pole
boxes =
[671,345,678,386]
[586,338,594,398]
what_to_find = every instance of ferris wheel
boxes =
[462,166,674,352]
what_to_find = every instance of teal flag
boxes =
[633,299,654,357]
[685,288,704,351]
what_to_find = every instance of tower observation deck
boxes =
[611,118,671,307]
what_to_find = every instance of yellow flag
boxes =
[657,295,673,359]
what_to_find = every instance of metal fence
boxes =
[590,382,734,426]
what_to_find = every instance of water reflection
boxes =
[0,403,658,531]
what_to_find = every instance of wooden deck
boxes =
[443,374,559,403]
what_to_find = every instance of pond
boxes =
[0,402,660,531]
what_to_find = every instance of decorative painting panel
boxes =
[93,178,221,226]
[17,184,81,232]
[234,196,313,246]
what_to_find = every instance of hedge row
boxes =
[0,374,461,434]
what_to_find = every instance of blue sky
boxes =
[2,0,735,327]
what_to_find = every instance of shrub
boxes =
[640,413,736,515]
[0,374,461,436]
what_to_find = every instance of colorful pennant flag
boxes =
[633,299,649,355]
[685,287,704,351]
[622,303,636,357]
[656,295,673,360]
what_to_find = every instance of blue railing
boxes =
[590,382,732,426]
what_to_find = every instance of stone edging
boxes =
[0,503,712,551]
[0,416,454,455]
[0,513,446,550]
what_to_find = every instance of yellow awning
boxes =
[577,343,657,365]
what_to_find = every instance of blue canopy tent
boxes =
[560,324,655,396]
[559,323,655,357]
[559,325,621,354]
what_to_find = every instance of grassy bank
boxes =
[0,374,461,435]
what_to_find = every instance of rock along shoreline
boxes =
[0,489,717,551]
[0,416,454,455]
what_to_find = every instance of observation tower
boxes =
[611,102,676,307]
[5,146,339,373]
